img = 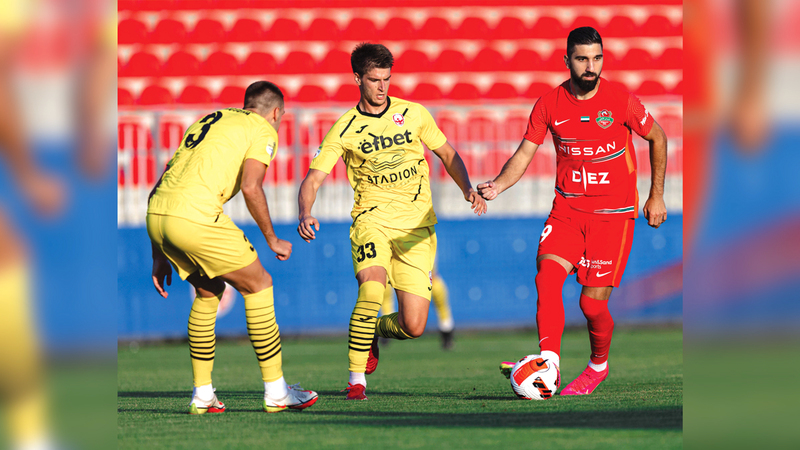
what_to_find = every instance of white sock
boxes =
[194,383,214,400]
[588,360,608,372]
[438,317,454,333]
[541,350,560,369]
[265,376,289,399]
[349,371,366,387]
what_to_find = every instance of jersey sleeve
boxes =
[245,125,277,168]
[626,92,655,137]
[309,123,345,174]
[417,104,448,150]
[523,97,549,144]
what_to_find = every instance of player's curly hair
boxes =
[567,27,603,57]
[244,81,284,111]
[350,43,394,76]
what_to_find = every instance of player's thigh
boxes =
[146,213,197,280]
[159,214,259,280]
[389,226,436,301]
[577,218,635,288]
[537,214,584,272]
[350,222,392,280]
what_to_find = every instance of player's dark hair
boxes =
[350,43,394,76]
[243,81,284,112]
[566,27,603,57]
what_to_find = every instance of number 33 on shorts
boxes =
[356,242,376,262]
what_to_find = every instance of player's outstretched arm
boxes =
[151,243,172,298]
[642,121,668,228]
[431,141,486,215]
[297,168,328,242]
[241,158,292,260]
[477,139,539,201]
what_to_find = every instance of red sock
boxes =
[535,259,569,357]
[579,294,614,365]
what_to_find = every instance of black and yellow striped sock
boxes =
[244,287,283,382]
[188,293,221,387]
[375,312,415,340]
[380,281,396,315]
[348,281,383,373]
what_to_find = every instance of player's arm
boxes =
[241,158,291,260]
[430,141,486,215]
[641,121,668,228]
[297,168,328,242]
[477,139,539,200]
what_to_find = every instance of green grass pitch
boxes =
[118,327,682,449]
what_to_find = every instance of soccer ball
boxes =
[509,354,560,400]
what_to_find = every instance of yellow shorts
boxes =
[350,222,436,300]
[146,213,258,280]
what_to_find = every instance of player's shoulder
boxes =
[390,97,426,114]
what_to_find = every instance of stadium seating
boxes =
[294,85,328,103]
[448,83,481,101]
[640,15,678,36]
[619,48,654,70]
[228,18,263,41]
[120,51,160,77]
[635,80,667,96]
[524,82,551,99]
[319,50,351,73]
[418,17,453,40]
[603,16,637,37]
[659,48,682,70]
[150,18,187,44]
[162,51,200,77]
[279,51,316,74]
[456,17,490,40]
[485,83,518,99]
[138,86,174,105]
[470,49,505,72]
[241,52,278,75]
[200,51,239,76]
[119,88,135,106]
[530,17,564,39]
[304,18,340,41]
[217,86,246,106]
[492,17,526,40]
[267,18,302,41]
[178,85,213,104]
[409,83,443,101]
[189,18,226,44]
[508,49,543,72]
[381,17,414,40]
[395,50,431,73]
[433,50,468,72]
[332,84,360,103]
[343,18,378,41]
[570,16,601,32]
[118,18,148,45]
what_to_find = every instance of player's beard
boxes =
[571,69,600,92]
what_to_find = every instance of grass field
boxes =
[118,327,682,449]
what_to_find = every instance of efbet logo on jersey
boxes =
[392,113,405,127]
[359,130,413,154]
[596,110,614,129]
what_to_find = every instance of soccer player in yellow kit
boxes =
[147,81,318,414]
[297,43,486,400]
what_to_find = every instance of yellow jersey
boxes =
[148,108,277,223]
[310,97,447,229]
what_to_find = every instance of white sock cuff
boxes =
[541,350,560,368]
[349,371,367,387]
[194,383,214,400]
[588,360,608,372]
[265,376,289,399]
[439,317,454,333]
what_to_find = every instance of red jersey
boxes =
[524,78,655,219]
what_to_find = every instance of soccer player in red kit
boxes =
[479,27,667,395]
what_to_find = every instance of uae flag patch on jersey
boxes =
[581,116,590,122]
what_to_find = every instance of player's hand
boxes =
[466,188,487,216]
[269,238,292,261]
[297,215,319,242]
[476,180,499,201]
[152,257,172,298]
[643,195,667,229]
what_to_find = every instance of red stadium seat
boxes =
[178,85,213,104]
[241,52,278,75]
[120,51,161,77]
[603,16,636,37]
[138,86,174,105]
[508,49,543,71]
[602,49,620,68]
[485,83,518,99]
[670,80,683,95]
[217,86,246,106]
[619,48,654,70]
[319,50,350,73]
[294,85,328,103]
[278,112,295,148]
[448,83,480,101]
[228,18,263,42]
[635,80,667,96]
[395,50,430,72]
[189,18,226,44]
[381,17,414,40]
[470,48,505,72]
[493,17,526,40]
[343,18,378,41]
[640,15,678,37]
[267,18,302,41]
[542,52,566,71]
[524,82,551,99]
[200,51,239,76]
[658,48,682,70]
[456,17,490,40]
[304,18,340,41]
[418,17,453,40]
[279,51,316,74]
[570,16,600,32]
[390,84,407,99]
[118,87,135,106]
[149,19,187,44]
[118,18,148,44]
[433,50,467,72]
[332,84,359,102]
[502,110,530,144]
[530,17,564,39]
[118,117,156,186]
[409,83,443,101]
[162,51,200,76]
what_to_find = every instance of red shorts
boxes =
[536,213,635,287]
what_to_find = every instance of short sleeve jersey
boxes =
[148,108,278,223]
[310,97,447,229]
[524,78,655,219]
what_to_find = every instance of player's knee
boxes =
[579,294,611,320]
[403,322,424,339]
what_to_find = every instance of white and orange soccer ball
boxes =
[509,354,561,400]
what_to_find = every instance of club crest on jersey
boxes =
[596,110,614,129]
[392,113,405,127]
